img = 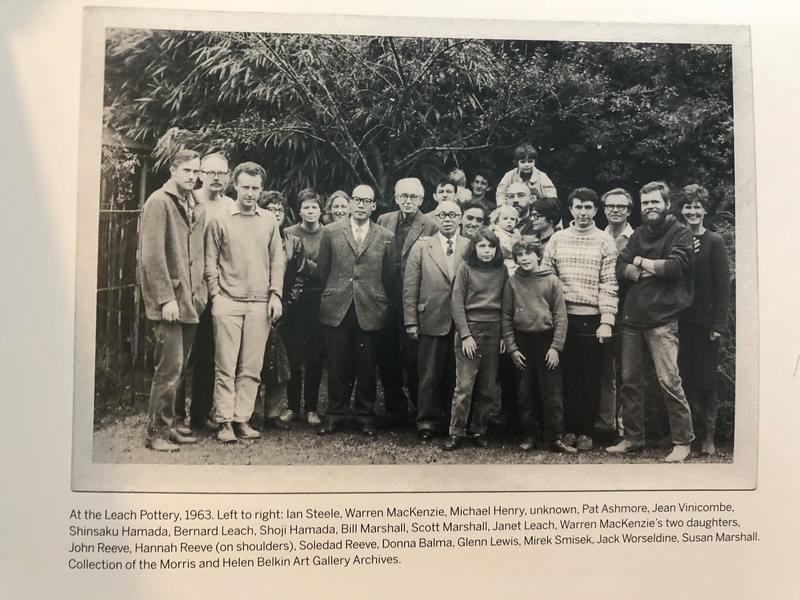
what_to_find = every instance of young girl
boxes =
[489,204,521,275]
[444,228,509,450]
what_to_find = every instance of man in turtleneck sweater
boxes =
[541,187,618,453]
[607,181,695,463]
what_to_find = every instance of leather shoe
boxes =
[234,422,262,439]
[606,439,645,454]
[217,422,237,443]
[519,436,536,452]
[146,437,180,452]
[472,434,489,448]
[550,439,578,454]
[168,428,198,444]
[175,423,194,437]
[442,436,461,451]
[317,421,338,436]
[360,423,377,437]
[418,429,435,441]
[265,417,290,431]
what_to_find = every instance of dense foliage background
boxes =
[100,29,736,440]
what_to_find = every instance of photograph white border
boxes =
[72,6,757,493]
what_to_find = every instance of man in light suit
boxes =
[403,200,469,440]
[376,178,439,428]
[316,184,394,436]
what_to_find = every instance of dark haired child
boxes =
[496,142,558,206]
[443,228,509,450]
[501,237,576,453]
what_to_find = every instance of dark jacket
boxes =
[316,219,394,330]
[679,230,731,334]
[617,215,694,328]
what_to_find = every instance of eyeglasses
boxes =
[201,170,229,178]
[530,212,545,220]
[265,205,285,213]
[396,193,423,202]
[351,197,375,205]
[604,204,629,212]
[436,211,461,220]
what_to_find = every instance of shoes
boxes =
[606,439,645,454]
[175,422,193,436]
[168,428,198,444]
[317,421,338,436]
[234,422,261,440]
[204,418,221,431]
[519,436,536,452]
[418,429,435,441]
[665,444,691,463]
[307,412,322,426]
[265,417,290,431]
[562,433,577,447]
[576,435,593,452]
[551,439,578,454]
[279,409,296,423]
[442,436,461,451]
[701,439,716,456]
[360,422,377,437]
[472,434,489,448]
[217,422,237,443]
[146,437,179,452]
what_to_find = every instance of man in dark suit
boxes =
[316,184,394,436]
[376,178,439,428]
[403,200,469,440]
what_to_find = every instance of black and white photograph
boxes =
[71,8,756,492]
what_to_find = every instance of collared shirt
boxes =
[163,179,196,223]
[605,222,635,253]
[394,211,416,259]
[438,231,458,278]
[351,218,370,248]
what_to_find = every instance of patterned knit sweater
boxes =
[541,222,618,325]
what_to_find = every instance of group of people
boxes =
[138,142,731,463]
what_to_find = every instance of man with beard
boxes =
[607,181,695,462]
[506,182,537,236]
[376,178,439,428]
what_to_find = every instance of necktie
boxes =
[447,239,454,256]
[354,228,364,250]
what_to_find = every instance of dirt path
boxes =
[93,413,732,466]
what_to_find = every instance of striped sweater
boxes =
[541,222,618,325]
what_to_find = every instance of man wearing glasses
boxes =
[376,178,439,429]
[597,188,636,441]
[316,185,394,436]
[530,197,562,246]
[180,152,234,432]
[403,201,468,440]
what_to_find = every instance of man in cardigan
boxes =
[607,181,696,462]
[205,162,285,443]
[376,177,439,428]
[316,184,394,436]
[139,149,207,451]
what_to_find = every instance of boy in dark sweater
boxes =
[502,237,576,453]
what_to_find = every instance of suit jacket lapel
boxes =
[402,212,426,258]
[343,222,359,255]
[428,237,449,279]
[357,224,377,257]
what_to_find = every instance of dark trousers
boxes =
[283,296,326,414]
[498,352,520,424]
[323,303,378,425]
[561,314,603,437]
[176,303,214,427]
[416,325,456,432]
[515,329,565,442]
[376,305,418,419]
[148,321,197,438]
[678,322,720,441]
